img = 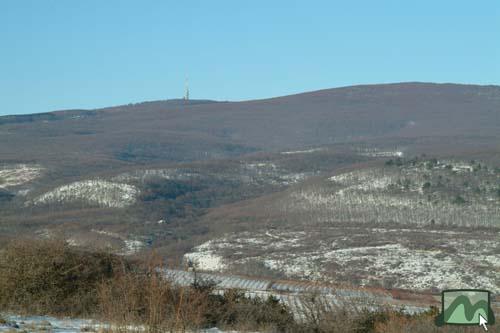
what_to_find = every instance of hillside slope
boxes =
[1,83,499,170]
[0,82,499,287]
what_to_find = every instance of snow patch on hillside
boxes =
[0,314,235,333]
[241,162,313,186]
[124,239,145,255]
[91,229,145,255]
[185,228,500,293]
[329,170,393,190]
[184,240,227,271]
[323,242,500,291]
[281,148,324,155]
[442,161,473,173]
[296,162,500,227]
[0,164,43,188]
[29,180,139,208]
[356,148,403,157]
[113,168,200,183]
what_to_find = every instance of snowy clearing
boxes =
[184,227,500,293]
[0,164,43,189]
[29,180,139,208]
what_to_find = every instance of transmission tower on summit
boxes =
[184,77,190,101]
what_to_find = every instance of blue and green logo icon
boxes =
[435,289,495,330]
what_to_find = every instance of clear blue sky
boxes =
[1,0,499,115]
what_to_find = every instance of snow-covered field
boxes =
[28,180,139,208]
[184,227,500,293]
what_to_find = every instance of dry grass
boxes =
[96,254,211,332]
[97,262,294,332]
[0,238,125,316]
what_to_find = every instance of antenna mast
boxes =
[184,77,190,101]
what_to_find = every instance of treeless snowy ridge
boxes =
[29,180,139,208]
[0,164,43,189]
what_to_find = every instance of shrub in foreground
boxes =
[0,238,125,315]
[97,268,295,332]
